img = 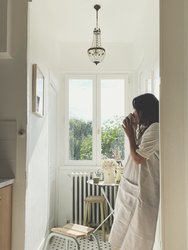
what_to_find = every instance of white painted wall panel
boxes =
[0,0,7,52]
[0,141,16,160]
[0,0,27,247]
[160,0,187,249]
[0,121,17,140]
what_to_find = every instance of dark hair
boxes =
[132,93,159,128]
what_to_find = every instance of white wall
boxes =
[0,0,27,249]
[160,0,188,249]
[132,0,159,72]
[25,1,60,250]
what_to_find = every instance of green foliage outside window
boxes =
[69,118,92,160]
[101,116,124,159]
[69,116,124,160]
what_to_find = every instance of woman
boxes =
[109,93,159,250]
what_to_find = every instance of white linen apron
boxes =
[109,123,159,250]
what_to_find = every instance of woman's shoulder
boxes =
[146,122,159,132]
[141,122,159,138]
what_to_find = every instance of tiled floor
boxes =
[49,231,111,250]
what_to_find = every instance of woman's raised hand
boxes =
[122,113,135,138]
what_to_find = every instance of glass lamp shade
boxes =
[87,47,105,65]
[88,28,106,65]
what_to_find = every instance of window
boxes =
[64,75,128,166]
[69,79,93,161]
[100,79,125,160]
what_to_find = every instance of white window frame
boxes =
[64,74,129,166]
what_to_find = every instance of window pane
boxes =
[101,79,125,160]
[69,79,93,160]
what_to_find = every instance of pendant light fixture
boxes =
[87,4,106,65]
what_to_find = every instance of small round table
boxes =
[87,179,119,233]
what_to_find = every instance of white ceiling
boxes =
[56,0,154,43]
[45,0,159,73]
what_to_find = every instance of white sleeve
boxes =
[136,123,159,159]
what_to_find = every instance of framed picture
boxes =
[32,64,44,117]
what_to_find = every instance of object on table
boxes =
[101,159,118,184]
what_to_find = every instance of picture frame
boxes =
[32,64,44,117]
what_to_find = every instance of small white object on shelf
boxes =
[101,159,118,184]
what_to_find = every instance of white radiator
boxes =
[71,172,118,226]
